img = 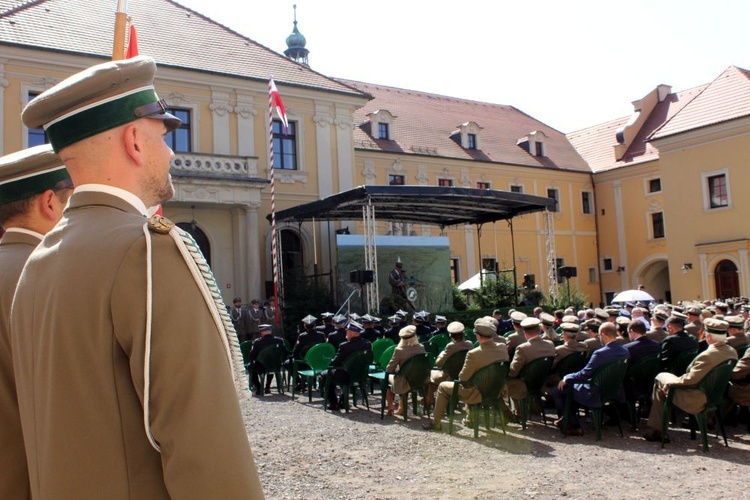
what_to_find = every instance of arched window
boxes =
[714,259,739,299]
[177,223,211,267]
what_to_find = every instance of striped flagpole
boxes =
[267,79,280,325]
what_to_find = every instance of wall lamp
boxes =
[616,266,626,273]
[681,263,693,274]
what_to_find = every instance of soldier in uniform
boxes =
[12,57,262,498]
[658,313,699,373]
[229,297,250,343]
[0,145,72,500]
[684,305,703,338]
[540,312,560,342]
[319,311,336,335]
[413,311,433,343]
[323,321,372,411]
[248,324,286,395]
[646,310,669,343]
[247,298,264,340]
[360,314,381,342]
[433,315,448,336]
[725,315,749,352]
[505,317,556,417]
[327,314,348,350]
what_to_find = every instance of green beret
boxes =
[0,145,69,204]
[22,56,181,152]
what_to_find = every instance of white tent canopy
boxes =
[458,271,496,291]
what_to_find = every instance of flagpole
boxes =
[112,0,128,60]
[267,79,280,326]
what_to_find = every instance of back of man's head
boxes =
[599,322,618,342]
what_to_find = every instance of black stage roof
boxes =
[269,185,555,227]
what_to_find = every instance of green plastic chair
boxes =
[324,349,373,412]
[448,361,510,438]
[292,343,335,401]
[368,345,397,394]
[562,358,628,441]
[666,348,698,376]
[552,351,587,379]
[661,358,737,452]
[247,342,287,394]
[624,354,660,430]
[512,356,554,430]
[440,349,469,381]
[380,353,433,421]
[370,338,395,371]
[427,334,450,357]
[464,330,477,344]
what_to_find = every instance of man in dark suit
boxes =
[248,324,286,395]
[553,322,630,435]
[623,320,660,364]
[324,321,372,411]
[292,315,325,361]
[327,315,348,350]
[659,313,699,373]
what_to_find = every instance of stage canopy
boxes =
[269,185,555,227]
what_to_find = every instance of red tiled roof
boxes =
[652,66,750,140]
[338,79,590,172]
[568,85,705,173]
[0,0,363,97]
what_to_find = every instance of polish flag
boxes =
[125,23,139,58]
[269,78,288,134]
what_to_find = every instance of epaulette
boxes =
[147,214,175,234]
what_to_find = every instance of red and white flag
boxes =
[269,78,288,134]
[125,23,139,58]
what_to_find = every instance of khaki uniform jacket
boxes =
[657,342,738,414]
[507,336,555,399]
[505,331,525,354]
[684,320,701,338]
[435,340,473,369]
[728,334,749,350]
[0,230,39,499]
[584,336,603,355]
[646,328,668,343]
[729,347,750,406]
[11,192,263,499]
[456,341,509,405]
[386,344,425,394]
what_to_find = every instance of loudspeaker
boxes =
[350,270,374,284]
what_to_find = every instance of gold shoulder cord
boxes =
[142,216,246,453]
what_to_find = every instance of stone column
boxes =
[246,203,262,301]
[699,252,709,299]
[0,63,9,155]
[235,94,257,157]
[209,90,232,155]
[231,206,249,301]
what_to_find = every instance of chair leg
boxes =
[473,406,479,438]
[696,414,709,452]
[593,408,602,441]
[661,401,672,448]
[401,394,409,422]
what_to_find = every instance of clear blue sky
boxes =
[177,0,750,133]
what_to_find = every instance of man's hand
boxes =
[558,378,567,391]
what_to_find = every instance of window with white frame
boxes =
[651,212,665,239]
[701,169,731,210]
[581,191,593,214]
[457,121,482,150]
[510,184,523,194]
[368,109,396,140]
[476,181,491,189]
[647,177,662,194]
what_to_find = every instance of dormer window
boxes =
[367,109,396,140]
[518,130,548,157]
[455,121,482,150]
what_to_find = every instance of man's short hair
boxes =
[598,322,617,339]
[0,195,37,226]
[628,320,647,335]
[666,316,685,329]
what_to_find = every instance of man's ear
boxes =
[123,123,144,167]
[37,189,58,221]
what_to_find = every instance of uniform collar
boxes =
[74,184,148,216]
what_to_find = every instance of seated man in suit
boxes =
[546,323,588,390]
[553,322,630,435]
[506,317,556,417]
[248,324,286,395]
[623,320,661,364]
[323,320,372,411]
[659,313,699,373]
[642,318,738,442]
[423,318,509,431]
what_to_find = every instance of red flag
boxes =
[269,78,288,134]
[125,23,139,58]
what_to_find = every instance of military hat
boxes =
[301,315,317,326]
[435,315,447,324]
[703,318,728,336]
[619,309,632,318]
[562,315,580,324]
[714,314,725,321]
[372,317,382,324]
[624,302,635,308]
[259,324,273,332]
[671,311,687,320]
[320,312,334,319]
[396,309,408,318]
[399,325,417,338]
[715,301,729,311]
[418,310,430,318]
[474,317,497,338]
[361,314,376,324]
[725,315,745,329]
[604,307,620,316]
[615,316,630,326]
[510,311,527,324]
[560,322,580,334]
[539,312,555,326]
[0,144,70,205]
[687,305,703,316]
[22,56,181,152]
[654,310,669,321]
[447,321,465,334]
[387,314,400,323]
[594,308,610,321]
[349,313,361,321]
[672,305,686,314]
[346,320,363,333]
[520,317,541,330]
[333,314,347,325]
[584,318,602,331]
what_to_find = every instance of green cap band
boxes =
[0,167,70,204]
[44,88,159,152]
